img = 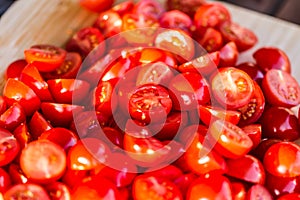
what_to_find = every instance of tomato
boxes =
[226,155,265,184]
[79,0,114,13]
[28,111,52,139]
[0,128,20,166]
[0,103,26,131]
[20,63,53,102]
[187,174,232,200]
[260,106,300,141]
[211,67,255,109]
[236,62,264,85]
[198,105,241,126]
[159,10,193,34]
[41,102,84,127]
[262,69,300,107]
[4,183,51,200]
[241,124,262,150]
[277,193,300,200]
[13,123,32,150]
[198,27,223,52]
[220,21,258,52]
[209,120,253,159]
[133,0,165,20]
[246,184,273,200]
[24,44,67,72]
[168,72,210,111]
[66,27,105,58]
[45,182,71,200]
[194,3,231,29]
[178,51,220,75]
[166,0,206,17]
[47,79,90,104]
[102,127,124,149]
[174,173,198,195]
[138,48,177,67]
[155,29,195,62]
[128,84,172,124]
[20,140,66,183]
[3,78,41,116]
[112,0,134,16]
[231,182,246,200]
[62,168,88,189]
[5,59,27,80]
[0,168,11,193]
[132,174,183,200]
[145,165,183,181]
[219,41,238,67]
[251,138,281,161]
[238,81,265,126]
[263,142,300,177]
[0,97,6,116]
[253,47,291,74]
[67,138,110,170]
[266,173,300,197]
[8,163,28,184]
[39,128,78,151]
[42,52,82,80]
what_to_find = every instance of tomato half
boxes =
[197,27,223,52]
[0,103,26,131]
[219,41,238,67]
[28,111,52,139]
[246,184,273,200]
[159,10,193,34]
[0,168,11,193]
[0,128,20,167]
[4,183,50,200]
[79,0,114,13]
[5,59,27,80]
[133,0,165,20]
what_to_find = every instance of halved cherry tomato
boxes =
[0,103,26,131]
[8,163,28,184]
[0,168,11,193]
[236,62,264,85]
[3,78,41,116]
[231,182,246,200]
[79,0,114,13]
[5,59,27,80]
[277,193,300,200]
[145,165,183,181]
[13,123,32,150]
[24,44,67,72]
[0,128,20,167]
[159,10,193,34]
[20,64,53,102]
[241,124,262,150]
[263,142,300,177]
[220,21,258,52]
[133,0,165,20]
[20,140,66,183]
[211,67,255,109]
[174,173,198,195]
[209,120,253,159]
[138,48,177,67]
[4,183,50,200]
[61,168,88,189]
[28,111,52,139]
[102,127,124,149]
[112,0,134,16]
[166,0,206,17]
[198,27,223,52]
[0,97,6,116]
[219,41,238,67]
[262,69,300,107]
[266,173,300,197]
[246,184,273,200]
[129,84,172,124]
[45,182,71,200]
[132,174,183,200]
[253,47,291,74]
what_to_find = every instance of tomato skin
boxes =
[266,173,300,197]
[277,193,300,200]
[231,182,246,200]
[246,184,273,200]
[236,62,264,85]
[28,111,52,140]
[166,0,206,17]
[112,0,134,16]
[24,44,67,72]
[8,163,28,184]
[5,59,27,80]
[253,47,291,74]
[0,97,7,116]
[219,41,238,67]
[0,168,11,193]
[241,124,262,150]
[159,10,193,34]
[198,27,223,52]
[263,142,300,178]
[133,0,165,20]
[187,174,232,200]
[173,173,198,195]
[4,183,51,200]
[0,128,20,167]
[45,182,71,200]
[79,0,114,13]
[3,78,41,116]
[13,123,32,150]
[0,103,26,132]
[262,69,300,107]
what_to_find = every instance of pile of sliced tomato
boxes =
[1,0,300,199]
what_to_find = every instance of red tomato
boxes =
[20,140,66,183]
[13,123,32,150]
[112,0,134,16]
[246,184,273,200]
[220,21,258,52]
[211,67,255,109]
[166,0,206,17]
[226,155,265,184]
[133,0,165,20]
[20,63,53,102]
[187,174,232,200]
[198,28,223,52]
[155,29,195,62]
[4,183,50,200]
[79,0,114,13]
[209,120,253,159]
[8,163,28,184]
[3,78,41,116]
[262,69,300,107]
[174,173,198,195]
[263,142,300,177]
[0,103,26,131]
[266,173,300,197]
[159,10,193,34]
[0,128,20,167]
[28,111,52,139]
[129,84,172,124]
[62,168,88,189]
[135,48,177,67]
[66,27,105,58]
[0,168,11,193]
[0,96,6,115]
[24,44,67,72]
[102,127,124,149]
[236,62,264,85]
[231,182,246,200]
[253,47,291,73]
[41,102,84,127]
[241,124,262,150]
[219,41,238,67]
[277,193,300,200]
[45,182,71,200]
[132,175,183,200]
[5,59,27,80]
[42,52,82,80]
[251,138,281,161]
[145,165,183,181]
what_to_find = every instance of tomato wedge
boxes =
[4,183,51,200]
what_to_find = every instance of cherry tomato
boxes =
[187,174,232,200]
[20,140,66,183]
[0,168,11,193]
[246,184,273,200]
[13,123,32,150]
[266,173,300,197]
[42,52,82,80]
[220,21,258,52]
[231,182,246,200]
[0,103,26,131]
[45,182,71,200]
[5,59,27,80]
[263,142,300,177]
[159,10,193,34]
[20,63,53,102]
[241,124,262,150]
[174,173,198,195]
[102,127,124,149]
[0,128,20,166]
[133,0,165,20]
[8,163,28,184]
[132,174,183,200]
[128,84,172,124]
[112,0,134,16]
[262,69,300,107]
[277,193,300,200]
[28,111,52,139]
[0,97,6,116]
[166,0,206,17]
[253,47,291,74]
[198,27,223,52]
[251,138,281,161]
[4,183,50,200]
[236,62,264,85]
[3,78,41,116]
[66,27,105,58]
[79,0,114,13]
[219,41,238,67]
[61,168,88,189]
[260,106,300,141]
[209,120,253,159]
[24,44,67,72]
[145,165,183,181]
[211,67,255,109]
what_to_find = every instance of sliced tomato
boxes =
[241,124,262,150]
[159,10,193,34]
[112,0,134,16]
[24,44,66,72]
[79,0,114,13]
[0,168,11,193]
[0,103,26,132]
[246,184,273,200]
[219,41,238,67]
[0,97,6,116]
[4,183,50,200]
[236,62,264,85]
[13,123,31,150]
[0,128,20,167]
[5,59,27,80]
[28,111,52,139]
[45,182,71,200]
[133,0,165,20]
[8,164,28,184]
[198,27,223,52]
[231,182,247,200]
